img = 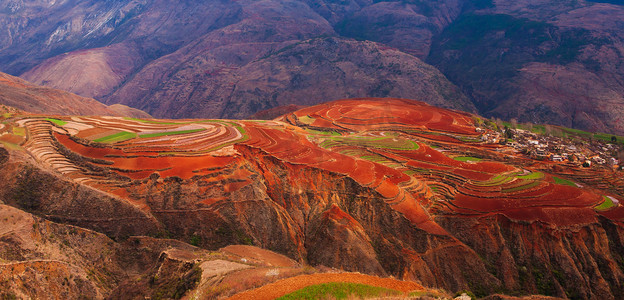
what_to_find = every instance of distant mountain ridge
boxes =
[2,0,624,134]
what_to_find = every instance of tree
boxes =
[544,124,553,136]
[612,136,617,143]
[505,127,514,139]
[510,118,518,129]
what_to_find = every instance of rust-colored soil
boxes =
[220,245,299,268]
[226,272,424,300]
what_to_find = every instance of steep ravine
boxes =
[437,214,624,299]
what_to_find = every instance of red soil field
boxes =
[227,272,424,300]
[14,97,617,235]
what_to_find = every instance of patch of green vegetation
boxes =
[306,128,340,136]
[516,172,544,180]
[360,154,393,163]
[0,141,21,150]
[299,115,315,125]
[409,290,445,298]
[473,174,513,187]
[276,282,401,300]
[139,128,206,138]
[458,136,483,143]
[454,156,482,162]
[44,118,67,126]
[11,127,25,136]
[595,196,616,211]
[552,176,576,187]
[502,179,541,193]
[320,134,419,151]
[533,268,554,296]
[514,123,624,145]
[189,234,201,247]
[158,121,248,155]
[2,113,11,119]
[93,131,137,143]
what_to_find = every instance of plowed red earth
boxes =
[292,98,477,136]
[26,97,619,233]
[226,273,423,300]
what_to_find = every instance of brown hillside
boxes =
[0,72,146,117]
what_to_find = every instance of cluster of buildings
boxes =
[477,127,623,170]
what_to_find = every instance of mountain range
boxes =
[2,0,624,134]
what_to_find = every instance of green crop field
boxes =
[124,117,184,125]
[299,115,315,125]
[472,174,513,186]
[12,127,25,136]
[276,282,401,300]
[139,128,205,138]
[516,171,544,180]
[502,179,541,193]
[94,131,137,143]
[0,140,21,150]
[306,128,340,136]
[320,134,419,151]
[454,156,482,162]
[552,176,576,187]
[45,118,67,126]
[595,196,616,211]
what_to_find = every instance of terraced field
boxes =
[2,98,624,298]
[3,98,620,231]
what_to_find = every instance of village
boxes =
[476,123,624,171]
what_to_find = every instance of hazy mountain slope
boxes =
[0,71,132,116]
[334,0,465,58]
[3,0,624,134]
[427,3,624,134]
[6,0,473,120]
[109,37,474,119]
[0,0,241,75]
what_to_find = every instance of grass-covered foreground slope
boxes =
[1,98,624,299]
